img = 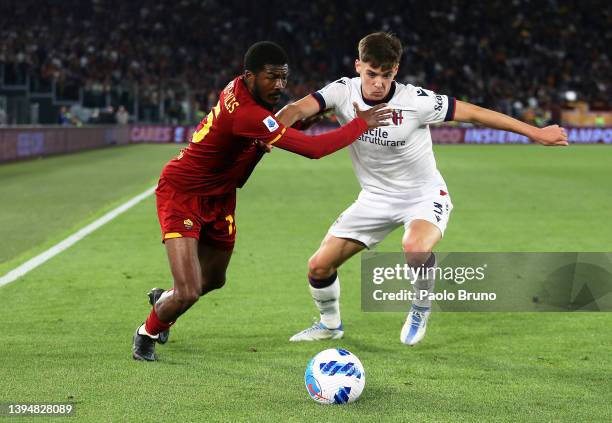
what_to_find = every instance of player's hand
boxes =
[531,125,569,146]
[353,102,393,128]
[255,140,273,153]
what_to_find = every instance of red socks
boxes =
[144,306,173,336]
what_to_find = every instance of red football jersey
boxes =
[161,76,287,195]
[161,76,370,195]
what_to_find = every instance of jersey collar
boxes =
[361,81,396,106]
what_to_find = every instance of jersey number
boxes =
[225,215,235,235]
[192,101,221,143]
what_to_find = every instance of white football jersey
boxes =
[313,77,455,194]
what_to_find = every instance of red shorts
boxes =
[156,178,236,250]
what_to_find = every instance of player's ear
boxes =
[243,70,256,88]
[392,63,399,78]
[355,59,361,74]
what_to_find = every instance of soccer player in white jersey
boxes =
[276,32,568,345]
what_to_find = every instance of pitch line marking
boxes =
[0,186,157,288]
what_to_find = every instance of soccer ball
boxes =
[304,348,366,404]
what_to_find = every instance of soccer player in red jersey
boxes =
[132,41,392,361]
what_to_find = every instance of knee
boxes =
[202,276,226,293]
[402,235,433,254]
[308,255,335,280]
[201,269,227,294]
[210,278,226,290]
[173,287,201,307]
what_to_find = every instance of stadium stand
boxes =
[0,0,610,124]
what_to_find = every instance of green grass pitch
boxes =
[0,144,611,422]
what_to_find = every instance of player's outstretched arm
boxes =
[272,103,392,159]
[276,94,321,128]
[453,100,568,146]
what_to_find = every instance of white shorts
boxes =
[328,186,453,249]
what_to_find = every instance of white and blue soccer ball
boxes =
[304,348,365,404]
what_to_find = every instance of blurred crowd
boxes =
[0,0,609,124]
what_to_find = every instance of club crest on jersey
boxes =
[392,109,404,126]
[263,116,279,132]
[183,219,194,230]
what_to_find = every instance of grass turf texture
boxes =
[1,144,611,422]
[0,144,182,275]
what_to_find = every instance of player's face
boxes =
[250,64,289,107]
[355,60,398,101]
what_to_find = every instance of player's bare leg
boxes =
[133,238,202,360]
[155,238,205,322]
[401,219,442,346]
[308,234,365,280]
[133,238,232,361]
[197,242,233,295]
[290,235,364,341]
[151,240,233,319]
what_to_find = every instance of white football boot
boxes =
[289,322,344,342]
[400,304,431,346]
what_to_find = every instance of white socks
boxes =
[412,276,435,308]
[309,276,341,329]
[138,324,159,339]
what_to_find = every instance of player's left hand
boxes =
[532,125,569,146]
[255,140,273,153]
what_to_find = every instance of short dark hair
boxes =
[358,32,403,70]
[244,41,288,73]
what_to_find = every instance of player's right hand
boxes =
[532,124,569,146]
[353,102,393,128]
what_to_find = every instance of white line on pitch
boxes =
[0,186,157,288]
